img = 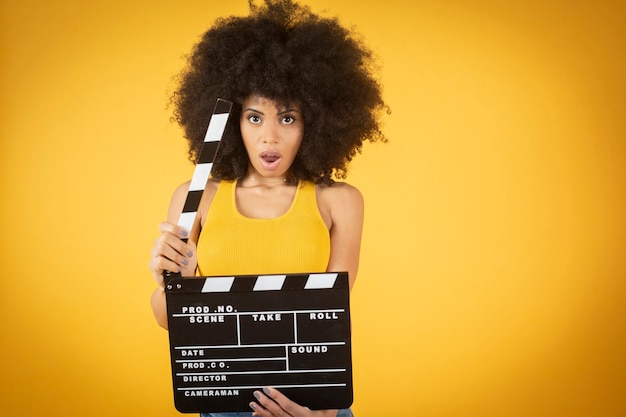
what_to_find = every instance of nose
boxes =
[261,121,279,144]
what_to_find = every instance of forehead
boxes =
[242,94,300,111]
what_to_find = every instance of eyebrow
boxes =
[242,107,300,115]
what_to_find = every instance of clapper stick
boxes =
[165,98,233,280]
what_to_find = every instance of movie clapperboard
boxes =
[165,272,353,413]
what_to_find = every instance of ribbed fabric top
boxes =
[197,180,331,276]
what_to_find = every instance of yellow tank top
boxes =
[196,180,330,276]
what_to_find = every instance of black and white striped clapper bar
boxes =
[178,98,232,237]
[164,272,353,413]
[163,98,233,283]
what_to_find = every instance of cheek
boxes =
[291,128,304,152]
[239,126,254,149]
[289,137,303,157]
[296,133,304,152]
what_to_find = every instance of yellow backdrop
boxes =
[1,0,624,416]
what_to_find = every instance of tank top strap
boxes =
[207,179,236,219]
[292,180,316,212]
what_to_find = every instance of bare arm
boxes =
[149,181,199,329]
[319,183,364,290]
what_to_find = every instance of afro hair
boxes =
[171,0,388,184]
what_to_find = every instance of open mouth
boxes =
[259,151,282,170]
[262,154,279,163]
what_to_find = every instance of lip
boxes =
[258,150,283,171]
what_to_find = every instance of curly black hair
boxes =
[171,0,388,184]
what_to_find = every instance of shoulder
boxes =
[315,181,363,206]
[168,179,221,224]
[169,179,220,204]
[167,181,191,223]
[172,178,221,195]
[171,181,191,202]
[315,182,364,228]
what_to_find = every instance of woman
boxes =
[149,1,388,416]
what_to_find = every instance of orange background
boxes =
[1,1,625,416]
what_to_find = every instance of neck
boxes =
[241,174,288,187]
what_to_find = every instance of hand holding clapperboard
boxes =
[163,99,353,413]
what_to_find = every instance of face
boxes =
[240,95,304,180]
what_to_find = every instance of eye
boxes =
[247,114,262,124]
[281,115,296,125]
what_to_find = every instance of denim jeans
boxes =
[201,408,354,417]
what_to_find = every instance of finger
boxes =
[251,389,288,416]
[152,253,181,275]
[158,221,189,239]
[150,236,195,283]
[149,252,182,288]
[179,240,197,276]
[149,222,192,287]
[260,386,312,416]
[249,400,263,416]
[149,259,166,288]
[157,231,195,263]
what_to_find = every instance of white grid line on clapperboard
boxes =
[175,381,348,393]
[176,383,348,392]
[175,369,347,377]
[172,308,345,318]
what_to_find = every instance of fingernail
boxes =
[263,387,272,396]
[179,229,189,238]
[181,258,188,266]
[186,250,193,257]
[253,391,262,400]
[249,402,257,411]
